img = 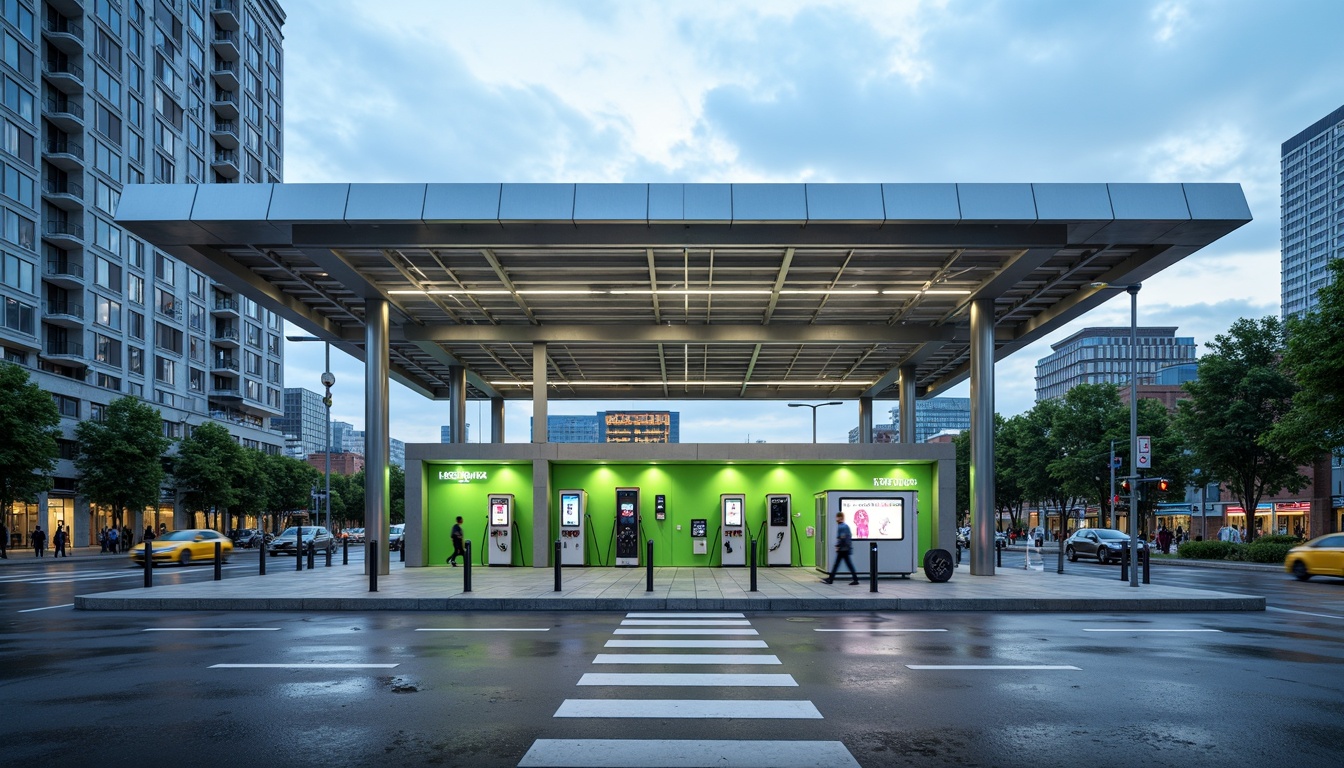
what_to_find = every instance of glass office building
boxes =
[1034,327,1196,402]
[0,0,287,545]
[538,412,680,443]
[274,387,324,456]
[1282,103,1344,319]
[846,398,970,444]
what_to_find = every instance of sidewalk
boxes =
[74,559,1266,613]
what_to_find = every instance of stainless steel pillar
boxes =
[532,343,548,442]
[858,397,873,443]
[448,365,467,443]
[491,397,505,443]
[898,365,917,444]
[969,299,995,576]
[364,298,391,575]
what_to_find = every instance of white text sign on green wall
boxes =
[438,470,489,483]
[872,477,918,487]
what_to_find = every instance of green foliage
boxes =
[74,396,171,526]
[1277,258,1344,455]
[952,429,970,526]
[1241,539,1295,564]
[1176,540,1240,560]
[1175,535,1299,564]
[174,421,244,526]
[231,449,273,527]
[1044,384,1126,529]
[0,362,61,517]
[264,453,320,515]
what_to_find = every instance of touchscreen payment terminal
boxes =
[487,494,514,566]
[615,488,640,567]
[766,494,792,566]
[720,493,746,566]
[558,489,586,566]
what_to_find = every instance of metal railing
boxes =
[45,339,83,357]
[44,220,84,238]
[43,179,84,198]
[45,260,84,279]
[43,60,84,80]
[43,16,84,38]
[213,328,240,342]
[213,297,238,311]
[44,139,84,159]
[44,96,84,118]
[212,356,239,371]
[45,299,84,319]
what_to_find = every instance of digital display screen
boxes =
[690,519,708,538]
[618,502,636,526]
[490,499,510,526]
[561,494,580,527]
[840,498,904,540]
[724,498,743,527]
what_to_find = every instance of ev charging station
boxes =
[720,493,746,566]
[766,493,792,566]
[814,490,917,576]
[488,493,513,566]
[614,487,640,567]
[558,489,586,566]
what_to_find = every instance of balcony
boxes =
[211,149,240,178]
[44,299,85,327]
[42,339,85,365]
[42,16,84,55]
[43,96,84,132]
[42,59,84,94]
[210,121,240,150]
[211,0,241,30]
[211,355,239,373]
[213,327,240,348]
[211,29,240,61]
[43,139,84,171]
[41,179,84,211]
[210,88,239,120]
[42,221,84,248]
[209,385,243,401]
[43,260,84,288]
[211,297,240,316]
[210,59,239,91]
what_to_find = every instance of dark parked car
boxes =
[1065,528,1148,564]
[267,526,335,557]
[233,529,270,548]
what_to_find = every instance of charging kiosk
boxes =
[766,493,792,566]
[614,487,640,567]
[814,490,917,576]
[691,518,708,556]
[720,493,746,566]
[488,493,513,566]
[558,489,586,566]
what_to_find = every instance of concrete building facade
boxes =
[1281,103,1344,319]
[1035,327,1196,402]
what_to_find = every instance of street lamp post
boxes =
[287,335,335,533]
[787,401,843,443]
[1090,282,1142,587]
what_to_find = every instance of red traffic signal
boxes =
[1120,479,1131,493]
[1157,478,1170,492]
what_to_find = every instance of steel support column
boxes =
[532,342,548,443]
[364,298,391,576]
[858,397,873,444]
[898,365,917,444]
[448,365,467,443]
[491,397,505,443]
[969,299,996,576]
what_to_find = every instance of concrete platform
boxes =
[74,561,1266,612]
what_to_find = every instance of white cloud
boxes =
[1150,0,1190,43]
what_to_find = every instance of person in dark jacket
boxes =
[822,512,859,585]
[52,525,67,557]
[447,516,466,566]
[32,525,46,557]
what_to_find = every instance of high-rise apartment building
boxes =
[535,412,681,443]
[1034,327,1196,402]
[274,386,324,456]
[0,0,286,543]
[1282,103,1344,319]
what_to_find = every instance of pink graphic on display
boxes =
[854,509,869,538]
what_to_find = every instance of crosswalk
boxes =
[517,611,860,768]
[0,563,253,586]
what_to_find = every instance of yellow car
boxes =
[129,529,233,567]
[1285,533,1344,581]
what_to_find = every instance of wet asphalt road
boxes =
[2,558,1342,768]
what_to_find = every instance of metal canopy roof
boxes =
[116,182,1250,402]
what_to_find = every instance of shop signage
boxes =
[871,477,918,488]
[437,470,489,483]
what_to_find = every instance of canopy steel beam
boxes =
[401,324,955,345]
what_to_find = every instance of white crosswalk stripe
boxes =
[620,619,752,626]
[554,699,821,719]
[613,628,759,636]
[518,739,859,767]
[578,673,796,687]
[593,654,780,665]
[605,639,769,649]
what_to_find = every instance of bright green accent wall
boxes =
[423,461,934,567]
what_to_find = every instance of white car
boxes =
[388,524,405,551]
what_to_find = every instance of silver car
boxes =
[1065,528,1148,564]
[267,526,336,557]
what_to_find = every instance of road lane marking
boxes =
[554,699,822,719]
[578,673,796,687]
[625,612,746,618]
[814,628,948,633]
[1083,628,1221,632]
[906,665,1080,670]
[209,663,398,669]
[414,628,550,632]
[613,628,759,636]
[1267,606,1344,620]
[518,739,859,767]
[143,628,281,632]
[16,603,73,613]
[621,619,752,626]
[605,639,769,649]
[593,654,781,665]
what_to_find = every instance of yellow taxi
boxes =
[129,529,233,567]
[1285,533,1344,581]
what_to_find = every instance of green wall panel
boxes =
[424,463,534,566]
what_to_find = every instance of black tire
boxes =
[1291,560,1310,581]
[1096,549,1108,565]
[179,550,192,567]
[1066,546,1077,562]
[923,549,954,583]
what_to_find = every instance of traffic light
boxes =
[1157,478,1170,492]
[1120,479,1131,494]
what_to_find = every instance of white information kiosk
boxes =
[814,490,917,576]
[488,493,513,566]
[766,493,792,566]
[721,493,746,566]
[558,489,586,566]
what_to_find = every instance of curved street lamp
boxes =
[787,401,844,443]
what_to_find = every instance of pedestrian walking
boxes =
[107,526,119,553]
[32,525,46,557]
[53,525,67,557]
[821,511,859,585]
[447,516,466,566]
[121,526,132,553]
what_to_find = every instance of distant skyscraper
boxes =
[1034,327,1196,402]
[439,424,469,442]
[542,414,601,443]
[1282,103,1344,319]
[274,388,326,457]
[847,398,970,444]
[536,412,680,443]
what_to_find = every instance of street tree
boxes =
[952,429,970,528]
[74,396,171,530]
[994,414,1030,534]
[174,421,243,531]
[231,449,273,533]
[1176,317,1309,542]
[0,362,61,527]
[1015,399,1063,535]
[1046,383,1127,531]
[263,453,319,531]
[1276,258,1344,460]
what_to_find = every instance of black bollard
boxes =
[869,542,878,593]
[296,528,303,571]
[143,542,153,588]
[307,542,315,570]
[463,541,472,593]
[1142,548,1151,584]
[369,540,378,593]
[955,541,962,566]
[326,544,332,568]
[749,539,758,592]
[400,540,405,563]
[996,542,1002,568]
[214,542,222,580]
[1120,552,1129,582]
[554,539,562,592]
[342,537,348,565]
[645,539,654,592]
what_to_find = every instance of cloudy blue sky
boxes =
[274,0,1343,445]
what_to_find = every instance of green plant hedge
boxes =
[1176,535,1303,564]
[1177,540,1240,560]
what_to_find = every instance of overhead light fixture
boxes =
[488,379,876,387]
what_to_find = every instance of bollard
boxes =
[869,542,878,593]
[554,539,562,592]
[645,539,654,592]
[259,539,266,575]
[956,541,963,566]
[214,541,222,580]
[1120,552,1129,582]
[342,537,348,565]
[749,539,758,592]
[400,540,405,563]
[1142,548,1151,584]
[296,529,303,571]
[307,542,315,570]
[996,542,1002,568]
[369,540,379,593]
[143,542,153,588]
[463,541,472,593]
[326,544,332,568]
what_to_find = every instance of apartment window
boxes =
[153,120,175,154]
[94,179,120,215]
[162,419,183,438]
[127,309,144,340]
[2,32,32,78]
[155,355,175,385]
[266,360,279,384]
[245,323,261,347]
[128,25,143,58]
[125,235,142,268]
[267,333,280,355]
[96,0,122,30]
[94,372,120,391]
[1,251,34,293]
[95,140,122,182]
[245,351,261,375]
[94,296,122,330]
[2,295,33,334]
[95,66,122,109]
[1,162,33,206]
[95,257,122,292]
[2,73,33,121]
[1,118,33,163]
[94,103,122,143]
[127,59,142,93]
[155,287,176,318]
[153,152,173,183]
[51,394,79,418]
[188,302,204,331]
[1,206,33,249]
[266,387,280,409]
[155,253,174,285]
[267,311,280,331]
[93,333,121,366]
[153,88,183,130]
[244,297,260,319]
[245,378,261,401]
[154,322,182,354]
[127,273,143,305]
[93,217,120,255]
[128,346,143,375]
[189,272,204,298]
[188,335,205,362]
[188,367,204,393]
